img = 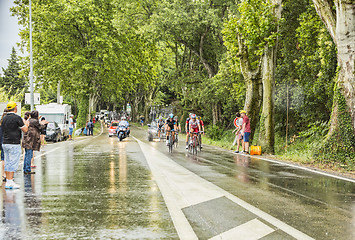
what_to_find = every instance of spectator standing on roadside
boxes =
[83,121,88,136]
[233,112,244,153]
[40,117,47,145]
[68,115,74,140]
[240,110,251,154]
[22,111,48,174]
[22,112,31,173]
[0,109,8,182]
[2,101,28,189]
[93,117,96,124]
[88,119,94,136]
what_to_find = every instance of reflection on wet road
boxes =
[1,126,354,240]
[0,129,177,239]
[133,127,355,240]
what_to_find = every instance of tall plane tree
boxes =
[223,0,282,153]
[312,0,355,157]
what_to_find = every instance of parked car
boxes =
[45,122,62,142]
[108,121,120,137]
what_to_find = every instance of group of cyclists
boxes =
[156,113,205,150]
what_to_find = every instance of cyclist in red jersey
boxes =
[185,113,192,148]
[189,114,201,147]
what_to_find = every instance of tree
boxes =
[311,0,355,160]
[152,0,234,124]
[12,0,158,126]
[223,0,282,153]
[0,47,26,97]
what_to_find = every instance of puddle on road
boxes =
[0,137,178,239]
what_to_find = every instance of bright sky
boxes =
[0,0,22,75]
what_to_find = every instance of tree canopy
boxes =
[8,0,355,166]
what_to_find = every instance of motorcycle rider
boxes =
[117,116,130,137]
[157,116,165,141]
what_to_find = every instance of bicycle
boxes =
[188,131,202,155]
[167,130,175,153]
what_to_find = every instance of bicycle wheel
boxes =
[193,137,197,155]
[169,135,173,153]
[198,134,202,151]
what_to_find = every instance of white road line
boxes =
[134,137,314,240]
[238,153,355,183]
[209,219,275,240]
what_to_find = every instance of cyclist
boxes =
[189,114,201,147]
[157,116,165,141]
[185,113,192,149]
[197,116,205,148]
[165,114,177,145]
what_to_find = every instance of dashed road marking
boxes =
[209,219,274,240]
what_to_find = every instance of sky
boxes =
[0,0,22,75]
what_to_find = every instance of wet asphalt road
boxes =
[1,125,355,239]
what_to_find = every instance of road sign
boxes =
[234,117,241,129]
[25,93,40,105]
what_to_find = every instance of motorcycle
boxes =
[117,126,128,141]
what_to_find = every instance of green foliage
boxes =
[316,87,355,165]
[0,47,26,99]
[237,0,280,55]
[275,0,336,138]
[77,96,89,128]
[12,0,159,120]
[298,121,329,139]
[206,124,224,141]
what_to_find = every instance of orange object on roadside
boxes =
[250,146,262,155]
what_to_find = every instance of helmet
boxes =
[174,116,178,121]
[121,116,126,120]
[191,114,196,119]
[169,113,174,119]
[159,116,163,120]
[197,116,201,120]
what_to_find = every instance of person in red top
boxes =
[240,110,251,154]
[93,117,96,124]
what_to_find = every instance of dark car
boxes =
[45,122,62,142]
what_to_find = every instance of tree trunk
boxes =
[212,103,218,125]
[238,35,263,142]
[258,0,282,154]
[312,0,355,161]
[243,76,263,142]
[335,1,355,135]
[88,93,98,120]
[258,45,276,153]
[312,0,355,136]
